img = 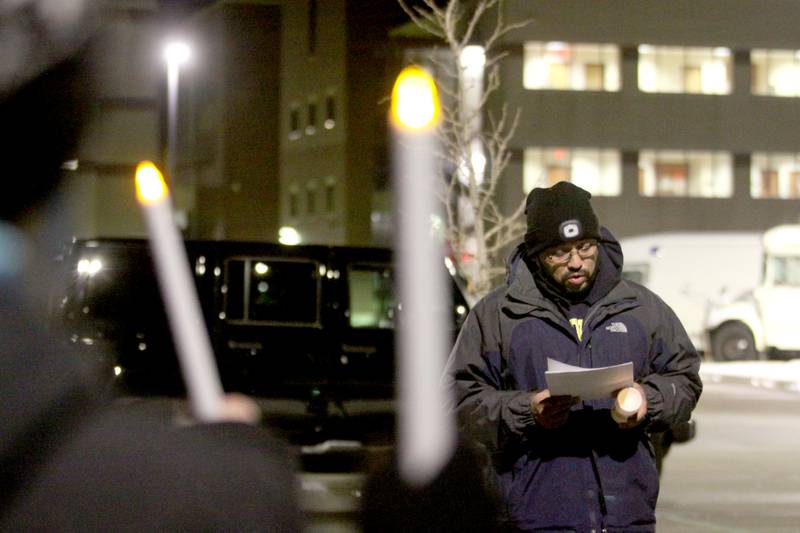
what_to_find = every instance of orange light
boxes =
[135,161,168,205]
[391,66,440,131]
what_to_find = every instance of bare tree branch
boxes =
[396,0,533,299]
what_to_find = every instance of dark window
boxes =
[67,247,165,326]
[306,187,316,214]
[306,102,317,135]
[325,182,335,212]
[224,260,246,321]
[308,0,317,55]
[289,190,299,217]
[224,258,319,324]
[325,95,335,129]
[289,107,300,139]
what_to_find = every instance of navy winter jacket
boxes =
[443,229,702,532]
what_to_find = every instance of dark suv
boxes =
[51,238,469,448]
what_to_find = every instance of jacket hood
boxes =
[504,226,624,308]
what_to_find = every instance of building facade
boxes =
[67,0,404,246]
[64,0,163,239]
[67,1,800,245]
[278,0,407,246]
[489,0,800,238]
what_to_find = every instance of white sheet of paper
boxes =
[545,358,634,400]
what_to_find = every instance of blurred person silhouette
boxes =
[443,182,702,532]
[0,1,300,530]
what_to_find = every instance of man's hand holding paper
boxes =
[542,358,647,429]
[544,358,634,400]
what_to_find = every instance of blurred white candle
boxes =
[135,161,225,422]
[390,66,455,486]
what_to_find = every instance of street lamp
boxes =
[163,40,191,186]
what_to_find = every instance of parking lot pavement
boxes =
[699,358,800,393]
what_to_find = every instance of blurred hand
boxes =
[220,392,262,425]
[614,382,647,429]
[175,393,263,426]
[529,389,579,429]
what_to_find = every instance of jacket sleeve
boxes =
[638,293,703,432]
[442,300,535,452]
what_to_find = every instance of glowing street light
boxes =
[278,226,302,245]
[163,40,191,188]
[164,41,191,67]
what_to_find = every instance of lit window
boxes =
[523,42,620,91]
[523,147,621,196]
[348,265,395,329]
[770,256,800,287]
[638,45,731,94]
[639,150,732,197]
[751,49,800,97]
[751,153,800,198]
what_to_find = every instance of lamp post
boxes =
[163,40,190,187]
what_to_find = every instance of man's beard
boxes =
[561,268,593,292]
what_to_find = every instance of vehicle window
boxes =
[771,256,800,286]
[348,264,395,329]
[67,247,163,324]
[224,258,320,325]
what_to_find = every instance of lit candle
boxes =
[390,66,455,485]
[135,161,225,422]
[612,386,643,423]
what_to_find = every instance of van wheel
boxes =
[711,323,757,361]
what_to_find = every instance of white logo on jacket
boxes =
[605,322,628,333]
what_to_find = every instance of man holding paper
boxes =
[444,182,702,532]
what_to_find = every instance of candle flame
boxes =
[135,161,168,205]
[391,66,440,130]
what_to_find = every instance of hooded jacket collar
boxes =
[502,227,636,317]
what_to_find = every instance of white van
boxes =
[704,225,800,360]
[620,231,763,357]
[621,225,800,360]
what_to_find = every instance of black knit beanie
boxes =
[524,181,601,257]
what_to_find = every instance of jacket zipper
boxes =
[581,305,623,532]
[590,448,608,530]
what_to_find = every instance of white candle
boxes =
[612,386,643,423]
[135,161,225,422]
[391,66,455,486]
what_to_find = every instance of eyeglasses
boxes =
[542,240,598,265]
